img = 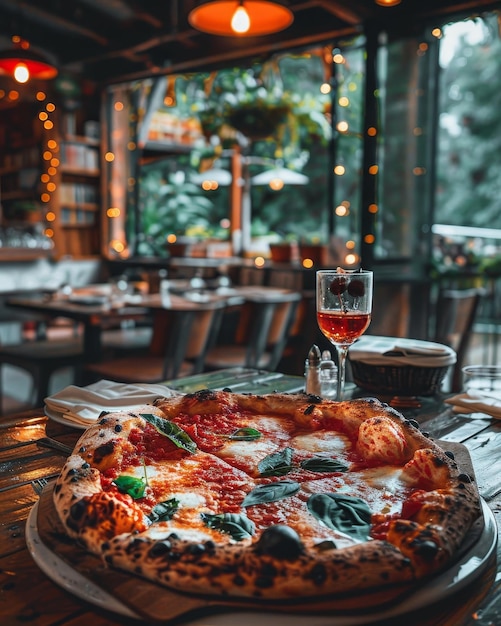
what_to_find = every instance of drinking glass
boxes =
[316,269,373,400]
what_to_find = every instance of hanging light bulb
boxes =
[0,37,58,83]
[13,63,30,83]
[231,3,251,34]
[188,1,293,37]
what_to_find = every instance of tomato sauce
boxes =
[170,411,250,452]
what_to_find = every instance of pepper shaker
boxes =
[305,344,322,395]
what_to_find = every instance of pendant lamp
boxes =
[251,167,309,189]
[188,0,294,37]
[0,38,58,83]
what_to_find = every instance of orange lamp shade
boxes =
[188,0,294,37]
[0,47,58,82]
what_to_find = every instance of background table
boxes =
[1,368,500,625]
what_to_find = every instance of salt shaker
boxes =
[320,349,338,399]
[305,344,322,395]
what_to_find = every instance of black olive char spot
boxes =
[415,540,439,560]
[254,525,304,560]
[93,440,116,464]
[69,500,87,521]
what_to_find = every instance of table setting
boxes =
[0,360,496,626]
[1,266,501,626]
[43,379,182,427]
[1,361,500,625]
[445,365,501,418]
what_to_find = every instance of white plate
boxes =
[26,499,497,625]
[44,406,88,430]
[26,500,138,618]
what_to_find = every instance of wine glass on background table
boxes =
[316,269,373,400]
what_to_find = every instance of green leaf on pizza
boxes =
[148,498,180,523]
[258,447,294,477]
[300,457,349,473]
[201,512,256,541]
[228,427,262,441]
[307,493,372,542]
[113,474,146,499]
[242,480,300,507]
[140,413,197,453]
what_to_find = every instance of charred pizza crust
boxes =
[53,391,481,600]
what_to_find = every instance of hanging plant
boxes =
[225,98,292,140]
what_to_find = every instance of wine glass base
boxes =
[389,396,422,409]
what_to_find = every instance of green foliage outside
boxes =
[432,15,501,277]
[135,50,333,257]
[133,13,501,271]
[436,16,501,229]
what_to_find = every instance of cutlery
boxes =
[31,478,48,496]
[36,437,73,456]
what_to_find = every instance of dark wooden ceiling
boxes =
[0,0,500,85]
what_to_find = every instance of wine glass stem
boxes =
[336,345,349,401]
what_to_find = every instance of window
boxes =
[102,11,501,274]
[103,47,333,260]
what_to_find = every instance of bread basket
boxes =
[348,336,456,396]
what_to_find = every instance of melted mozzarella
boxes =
[361,466,406,493]
[290,431,350,454]
[167,491,207,509]
[246,416,296,435]
[144,525,214,542]
[216,416,296,471]
[302,465,409,517]
[217,439,278,463]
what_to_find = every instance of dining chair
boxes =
[100,323,154,356]
[433,286,485,392]
[203,290,302,371]
[84,302,227,384]
[0,335,84,415]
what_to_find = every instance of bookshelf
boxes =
[0,97,102,259]
[55,135,101,253]
[0,105,44,223]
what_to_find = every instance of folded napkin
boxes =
[45,379,180,426]
[445,392,501,419]
[349,336,456,367]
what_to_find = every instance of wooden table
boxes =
[5,293,150,362]
[1,368,500,626]
[5,285,295,362]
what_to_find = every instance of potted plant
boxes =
[269,232,300,263]
[196,66,295,145]
[4,200,42,223]
[298,234,328,266]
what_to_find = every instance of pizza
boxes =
[52,390,481,601]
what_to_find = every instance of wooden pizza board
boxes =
[34,441,483,624]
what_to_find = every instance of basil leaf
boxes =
[113,475,146,499]
[148,498,179,523]
[229,427,261,441]
[242,480,300,507]
[300,457,349,473]
[307,493,372,543]
[140,413,197,453]
[201,512,256,541]
[258,447,294,477]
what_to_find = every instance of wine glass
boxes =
[316,269,373,400]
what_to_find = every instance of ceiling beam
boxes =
[0,0,109,45]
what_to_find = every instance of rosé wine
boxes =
[317,310,371,345]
